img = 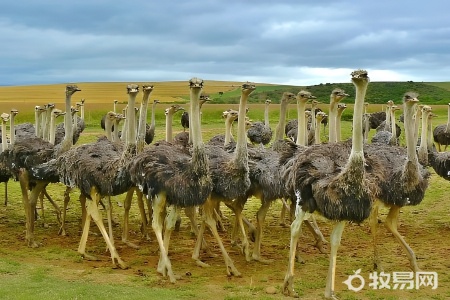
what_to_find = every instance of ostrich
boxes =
[0,113,11,205]
[273,92,297,146]
[181,111,189,132]
[191,82,254,276]
[247,99,273,146]
[371,103,400,145]
[2,85,80,247]
[307,100,320,145]
[433,103,450,151]
[328,88,349,143]
[314,112,327,144]
[101,99,120,130]
[282,70,385,298]
[165,105,185,143]
[368,92,430,273]
[128,78,212,282]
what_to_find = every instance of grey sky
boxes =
[1,1,448,86]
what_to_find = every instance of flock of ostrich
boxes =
[1,70,450,298]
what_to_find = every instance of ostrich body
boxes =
[433,103,450,151]
[181,111,189,132]
[247,99,273,146]
[283,70,384,298]
[368,92,430,273]
[128,78,212,282]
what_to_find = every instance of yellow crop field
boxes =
[0,80,264,105]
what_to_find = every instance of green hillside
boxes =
[211,81,450,105]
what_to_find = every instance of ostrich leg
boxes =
[324,221,346,299]
[226,197,251,261]
[283,207,310,297]
[157,205,181,277]
[195,197,241,277]
[59,187,72,236]
[136,190,151,240]
[384,205,420,272]
[152,194,176,283]
[122,188,140,248]
[369,201,383,271]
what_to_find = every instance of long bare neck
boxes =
[49,115,57,145]
[126,98,137,146]
[235,91,249,167]
[350,81,367,156]
[274,99,288,140]
[35,111,40,137]
[296,101,307,146]
[336,109,344,142]
[190,88,204,150]
[105,118,113,141]
[165,112,174,142]
[9,115,15,146]
[404,103,419,165]
[264,102,270,127]
[314,117,322,144]
[60,93,74,152]
[329,98,337,143]
[390,110,397,144]
[138,91,152,144]
[385,106,391,129]
[43,109,52,141]
[151,102,157,128]
[80,105,85,119]
[224,117,234,146]
[40,111,46,139]
[418,110,430,163]
[1,122,7,152]
[446,105,450,131]
[121,108,127,142]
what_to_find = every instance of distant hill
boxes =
[214,81,450,105]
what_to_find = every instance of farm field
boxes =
[0,82,449,299]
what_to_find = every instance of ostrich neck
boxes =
[49,115,57,145]
[43,109,52,141]
[1,122,7,152]
[113,103,117,114]
[224,117,234,146]
[61,93,74,151]
[314,118,322,144]
[137,91,152,144]
[310,107,316,131]
[385,107,391,128]
[40,112,46,139]
[427,117,434,150]
[234,91,249,167]
[390,110,397,144]
[418,110,429,160]
[350,81,367,156]
[329,100,337,143]
[413,110,422,144]
[190,87,206,169]
[9,115,15,146]
[150,102,157,129]
[264,102,270,127]
[165,113,174,142]
[275,99,288,140]
[446,105,450,132]
[404,104,419,165]
[105,118,113,141]
[336,110,344,142]
[296,101,307,146]
[126,96,137,146]
[80,106,85,119]
[35,111,40,137]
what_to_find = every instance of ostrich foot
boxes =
[112,257,128,270]
[234,242,251,262]
[122,239,140,249]
[27,239,40,248]
[157,260,177,283]
[251,254,273,264]
[324,291,339,300]
[195,259,210,268]
[80,252,100,261]
[295,253,306,264]
[58,225,67,236]
[225,259,241,277]
[315,240,328,254]
[283,275,299,298]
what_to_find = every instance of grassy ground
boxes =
[0,96,449,299]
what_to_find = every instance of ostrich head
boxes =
[403,92,419,105]
[46,103,56,110]
[200,94,212,107]
[70,107,79,116]
[0,113,10,123]
[52,109,66,118]
[331,88,349,103]
[265,99,272,105]
[105,111,117,122]
[316,111,327,122]
[35,106,45,113]
[114,100,118,104]
[337,103,347,112]
[115,113,126,122]
[154,99,160,104]
[281,92,296,104]
[66,85,81,96]
[222,109,239,121]
[10,109,18,117]
[81,98,85,104]
[297,90,316,103]
[189,77,204,89]
[241,82,256,98]
[165,105,184,116]
[126,84,139,95]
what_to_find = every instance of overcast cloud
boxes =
[1,1,448,86]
